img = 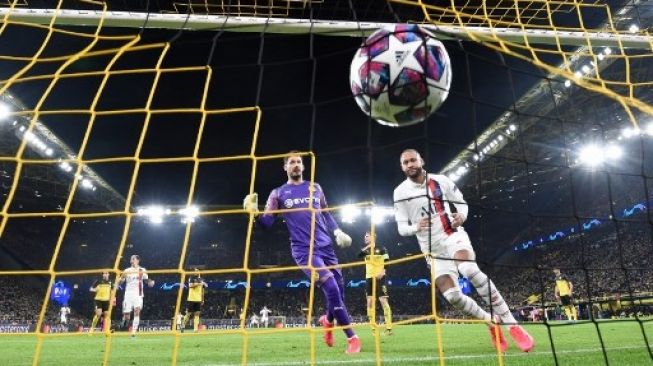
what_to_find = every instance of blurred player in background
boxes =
[89,271,112,333]
[260,306,272,328]
[244,151,361,354]
[59,305,70,325]
[250,313,260,328]
[175,312,183,331]
[358,231,393,335]
[117,254,155,337]
[553,268,577,321]
[393,149,534,353]
[182,268,207,332]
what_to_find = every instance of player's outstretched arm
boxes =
[146,274,155,288]
[393,188,420,236]
[247,189,278,228]
[116,272,126,289]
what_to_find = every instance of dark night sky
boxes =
[1,24,545,208]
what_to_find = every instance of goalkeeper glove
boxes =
[334,229,352,248]
[243,193,259,214]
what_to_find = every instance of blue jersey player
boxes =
[243,152,361,354]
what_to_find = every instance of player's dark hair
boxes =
[283,150,303,164]
[401,149,425,164]
[401,148,421,156]
[131,254,140,261]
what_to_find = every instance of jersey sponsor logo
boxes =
[283,197,319,208]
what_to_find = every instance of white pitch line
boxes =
[2,338,649,365]
[200,345,652,366]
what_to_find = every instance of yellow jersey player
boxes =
[553,268,577,321]
[89,271,113,333]
[358,231,393,335]
[182,268,207,332]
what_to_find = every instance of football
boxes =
[350,24,452,127]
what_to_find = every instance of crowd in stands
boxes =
[1,201,652,327]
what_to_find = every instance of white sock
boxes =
[458,262,516,324]
[442,287,491,322]
[132,316,140,334]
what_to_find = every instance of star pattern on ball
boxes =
[370,34,426,84]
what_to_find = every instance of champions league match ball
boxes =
[350,24,452,127]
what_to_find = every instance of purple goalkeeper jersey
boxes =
[258,181,339,250]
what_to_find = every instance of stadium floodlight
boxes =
[340,205,361,224]
[604,47,612,55]
[578,144,604,166]
[597,53,605,61]
[369,206,394,225]
[137,205,169,224]
[45,148,54,156]
[581,65,591,73]
[621,126,640,138]
[605,145,623,160]
[564,79,572,87]
[80,178,92,189]
[509,124,517,131]
[645,123,653,136]
[58,162,73,172]
[628,24,640,33]
[180,205,200,223]
[0,103,10,120]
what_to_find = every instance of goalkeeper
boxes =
[243,151,361,354]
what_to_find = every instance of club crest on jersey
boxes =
[284,197,319,208]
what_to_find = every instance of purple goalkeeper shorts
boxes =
[291,245,341,282]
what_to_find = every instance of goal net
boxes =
[0,0,651,365]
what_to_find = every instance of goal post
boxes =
[0,7,650,49]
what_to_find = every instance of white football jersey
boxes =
[393,173,468,254]
[260,308,271,318]
[122,266,149,297]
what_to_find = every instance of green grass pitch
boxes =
[1,321,651,365]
